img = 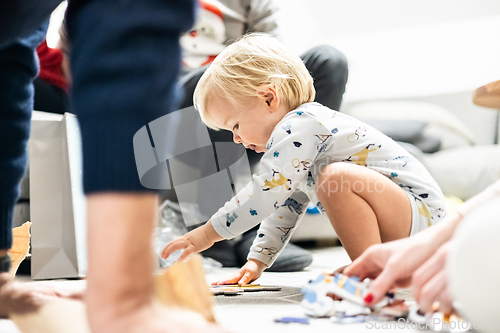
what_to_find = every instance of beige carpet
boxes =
[0,245,419,333]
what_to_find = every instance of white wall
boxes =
[277,0,500,144]
[287,0,500,39]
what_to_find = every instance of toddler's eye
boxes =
[233,123,239,130]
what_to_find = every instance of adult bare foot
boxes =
[91,304,228,333]
[0,273,83,319]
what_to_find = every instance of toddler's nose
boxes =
[233,133,242,144]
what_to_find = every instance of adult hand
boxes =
[345,213,463,305]
[344,236,438,305]
[411,241,453,314]
[212,259,267,286]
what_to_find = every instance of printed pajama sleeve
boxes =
[247,190,310,266]
[210,112,333,265]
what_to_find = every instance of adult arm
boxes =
[345,179,500,305]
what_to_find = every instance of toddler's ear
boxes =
[257,84,279,111]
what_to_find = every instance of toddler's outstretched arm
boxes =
[161,220,224,262]
[161,222,267,285]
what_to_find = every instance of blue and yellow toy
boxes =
[301,273,389,317]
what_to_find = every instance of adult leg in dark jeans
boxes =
[0,0,61,266]
[66,1,224,332]
[0,0,82,317]
[178,45,348,271]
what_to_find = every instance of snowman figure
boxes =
[181,0,226,70]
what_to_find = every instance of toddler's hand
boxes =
[161,222,220,262]
[212,259,267,286]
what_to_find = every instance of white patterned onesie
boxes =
[210,102,446,267]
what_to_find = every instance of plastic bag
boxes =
[153,200,222,271]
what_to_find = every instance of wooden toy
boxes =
[9,222,31,276]
[210,283,281,295]
[155,254,216,323]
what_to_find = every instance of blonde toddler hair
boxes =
[193,33,316,130]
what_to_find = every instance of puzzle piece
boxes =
[222,284,281,291]
[210,284,281,295]
[274,317,309,324]
[375,299,409,318]
[209,286,244,295]
[408,304,471,332]
[407,304,427,325]
[155,254,216,323]
[330,315,367,324]
[9,221,32,276]
[301,273,388,317]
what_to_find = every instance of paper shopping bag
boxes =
[30,111,87,280]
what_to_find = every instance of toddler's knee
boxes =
[316,163,352,199]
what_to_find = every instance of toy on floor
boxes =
[210,284,281,295]
[330,313,368,324]
[300,273,471,331]
[301,273,389,317]
[274,317,309,324]
[155,254,216,323]
[9,221,32,276]
[408,304,471,332]
[407,304,427,325]
[376,299,409,319]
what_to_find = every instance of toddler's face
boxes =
[207,95,283,153]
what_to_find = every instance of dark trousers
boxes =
[0,0,195,249]
[0,1,59,249]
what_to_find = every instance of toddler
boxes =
[162,34,446,285]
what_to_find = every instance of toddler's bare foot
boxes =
[0,273,83,318]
